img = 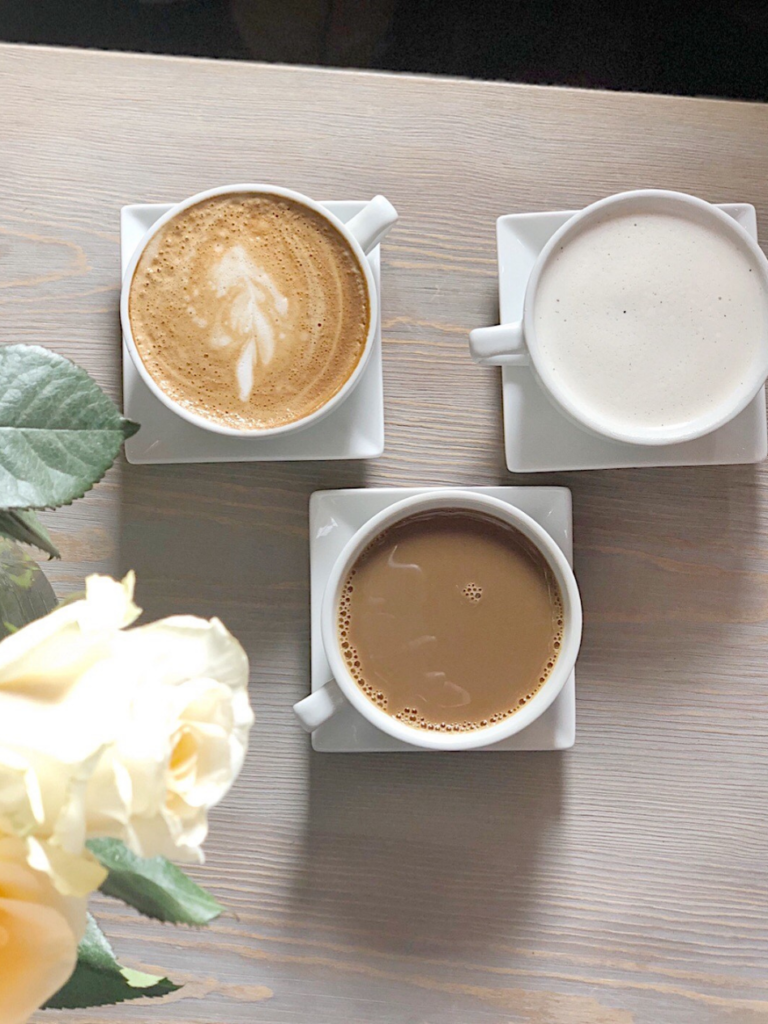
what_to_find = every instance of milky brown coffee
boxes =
[128,193,370,430]
[337,511,564,733]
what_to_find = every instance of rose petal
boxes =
[0,573,140,698]
[124,616,250,694]
[79,572,141,633]
[25,837,106,899]
[0,748,44,837]
[0,836,86,1024]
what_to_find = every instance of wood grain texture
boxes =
[1,41,766,1024]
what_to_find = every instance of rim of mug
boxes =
[319,489,583,751]
[522,188,768,446]
[119,183,380,438]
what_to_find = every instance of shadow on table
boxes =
[294,750,564,952]
[116,456,370,638]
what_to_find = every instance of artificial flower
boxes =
[0,573,252,883]
[86,613,253,861]
[0,834,86,1024]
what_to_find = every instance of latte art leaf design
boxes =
[207,245,289,401]
[129,193,370,431]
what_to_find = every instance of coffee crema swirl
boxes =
[129,193,370,430]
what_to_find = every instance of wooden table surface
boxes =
[4,41,767,1024]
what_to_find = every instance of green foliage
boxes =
[43,914,180,1010]
[88,838,225,925]
[0,535,58,637]
[0,345,138,511]
[0,509,59,558]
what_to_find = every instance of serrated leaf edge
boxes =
[0,344,140,510]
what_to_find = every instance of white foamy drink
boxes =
[534,211,767,433]
[129,193,370,431]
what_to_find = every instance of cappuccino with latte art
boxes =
[128,192,371,431]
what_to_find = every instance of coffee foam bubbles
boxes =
[129,193,370,430]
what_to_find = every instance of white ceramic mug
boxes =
[469,189,768,446]
[292,489,583,751]
[121,184,398,438]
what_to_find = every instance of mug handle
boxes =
[345,195,398,255]
[468,323,530,366]
[293,679,348,732]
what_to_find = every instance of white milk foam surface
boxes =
[534,211,766,431]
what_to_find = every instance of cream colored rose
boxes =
[0,834,86,1024]
[87,614,253,862]
[0,574,138,895]
[0,573,253,883]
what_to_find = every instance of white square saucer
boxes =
[121,201,384,464]
[497,203,768,472]
[308,486,576,752]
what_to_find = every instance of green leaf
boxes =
[0,344,139,510]
[88,838,225,925]
[0,535,58,637]
[43,913,179,1010]
[0,510,59,558]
